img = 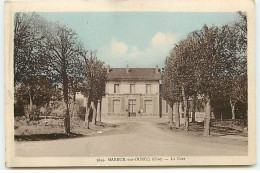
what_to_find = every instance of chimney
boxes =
[107,65,110,73]
[155,65,159,73]
[126,64,129,73]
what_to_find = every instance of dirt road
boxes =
[15,119,247,157]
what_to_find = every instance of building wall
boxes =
[105,81,159,95]
[78,86,205,122]
[161,99,171,118]
[101,80,207,122]
[101,94,160,118]
[102,80,160,118]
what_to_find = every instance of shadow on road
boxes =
[15,133,84,141]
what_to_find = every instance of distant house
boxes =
[101,65,170,118]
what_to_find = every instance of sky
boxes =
[39,12,240,68]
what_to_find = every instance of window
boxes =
[128,99,136,113]
[114,84,119,93]
[113,99,121,113]
[146,84,151,94]
[166,104,168,113]
[130,84,135,93]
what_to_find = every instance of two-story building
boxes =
[75,65,206,122]
[101,65,170,118]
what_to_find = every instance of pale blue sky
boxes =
[40,12,240,68]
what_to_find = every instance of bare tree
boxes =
[42,24,82,133]
[79,50,106,126]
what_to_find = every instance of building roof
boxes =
[107,68,161,81]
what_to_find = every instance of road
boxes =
[15,119,247,157]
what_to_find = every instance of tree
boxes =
[79,50,106,126]
[163,13,248,136]
[42,24,83,133]
[14,13,49,116]
[165,25,223,135]
[230,12,247,119]
[175,39,197,130]
[216,12,247,119]
[162,37,197,130]
[161,56,181,128]
[188,25,224,136]
[68,55,85,118]
[14,75,56,119]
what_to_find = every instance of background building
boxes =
[101,65,170,118]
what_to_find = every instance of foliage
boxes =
[16,76,56,107]
[79,50,107,107]
[14,99,25,117]
[13,12,107,133]
[162,12,248,135]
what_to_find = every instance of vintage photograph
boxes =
[5,0,256,167]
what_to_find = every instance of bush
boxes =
[29,108,41,121]
[49,101,66,118]
[14,99,25,117]
[78,106,86,120]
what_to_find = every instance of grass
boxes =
[159,120,248,137]
[14,117,118,141]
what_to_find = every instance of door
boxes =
[145,100,153,115]
[128,99,136,117]
[113,99,121,114]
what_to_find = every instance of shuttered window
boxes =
[146,84,151,94]
[114,84,119,93]
[130,84,135,93]
[113,99,121,113]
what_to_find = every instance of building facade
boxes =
[100,65,207,122]
[101,65,170,118]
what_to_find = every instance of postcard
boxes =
[5,0,256,167]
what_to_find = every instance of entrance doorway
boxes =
[144,100,153,115]
[128,99,136,117]
[113,99,121,114]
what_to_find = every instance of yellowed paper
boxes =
[5,0,256,167]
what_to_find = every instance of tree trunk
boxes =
[192,95,196,122]
[63,72,70,134]
[204,96,211,136]
[184,98,189,131]
[45,103,49,119]
[169,103,174,127]
[29,92,33,112]
[71,93,76,118]
[230,99,236,119]
[91,101,97,125]
[174,102,180,128]
[85,107,90,129]
[64,103,70,134]
[84,97,90,128]
[97,100,101,122]
[182,85,189,131]
[27,86,33,119]
[179,101,183,125]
